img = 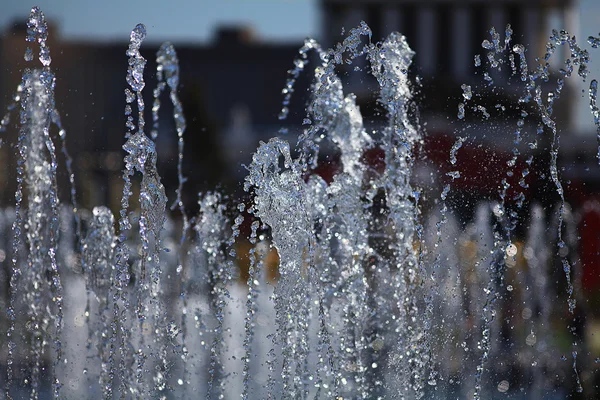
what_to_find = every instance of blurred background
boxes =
[2,0,600,397]
[1,0,599,285]
[0,0,598,205]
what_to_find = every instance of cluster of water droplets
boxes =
[243,24,443,399]
[3,6,600,400]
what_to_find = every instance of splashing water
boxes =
[4,6,600,400]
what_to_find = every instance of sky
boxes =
[0,0,318,43]
[570,0,600,134]
[1,0,600,133]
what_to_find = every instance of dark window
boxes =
[437,4,452,75]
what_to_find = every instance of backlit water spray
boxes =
[2,6,600,399]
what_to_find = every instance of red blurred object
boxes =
[421,133,531,197]
[360,133,531,197]
[580,201,600,291]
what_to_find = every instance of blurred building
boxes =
[0,2,598,212]
[319,0,600,210]
[319,0,600,295]
[1,1,591,211]
[322,0,578,78]
[0,22,310,212]
[321,0,580,127]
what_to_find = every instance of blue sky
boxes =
[1,0,600,133]
[0,0,318,43]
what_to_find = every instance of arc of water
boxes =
[278,38,327,122]
[298,22,371,170]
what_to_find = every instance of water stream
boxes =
[2,6,600,399]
